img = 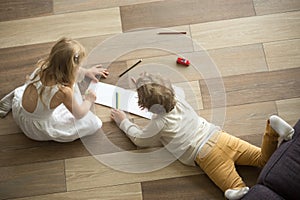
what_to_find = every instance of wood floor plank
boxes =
[239,133,264,148]
[0,160,66,199]
[82,26,193,65]
[113,25,193,62]
[0,8,122,49]
[12,183,143,200]
[80,121,137,155]
[0,112,22,136]
[125,53,201,83]
[142,165,260,200]
[65,154,202,191]
[191,11,300,50]
[0,65,34,98]
[54,0,163,14]
[207,44,268,77]
[174,81,203,110]
[199,101,277,138]
[276,98,300,126]
[77,34,116,54]
[221,102,276,138]
[0,133,89,167]
[263,39,300,71]
[0,121,136,167]
[0,0,53,22]
[0,42,53,98]
[253,0,300,15]
[133,44,268,82]
[199,68,300,108]
[120,0,255,31]
[236,165,261,187]
[94,105,113,123]
[142,174,224,200]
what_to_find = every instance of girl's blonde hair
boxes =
[30,38,86,105]
[136,73,176,114]
[36,37,86,86]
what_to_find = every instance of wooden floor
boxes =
[0,0,300,199]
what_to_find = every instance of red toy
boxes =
[177,57,190,66]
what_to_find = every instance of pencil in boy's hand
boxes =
[119,59,142,77]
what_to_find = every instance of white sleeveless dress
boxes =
[12,79,102,142]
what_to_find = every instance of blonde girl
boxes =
[0,38,109,142]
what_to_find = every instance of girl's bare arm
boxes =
[61,86,95,119]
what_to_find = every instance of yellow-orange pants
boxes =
[195,120,278,191]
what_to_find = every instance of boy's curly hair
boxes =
[136,73,176,114]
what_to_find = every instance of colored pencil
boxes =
[157,31,186,34]
[116,92,119,109]
[119,59,142,77]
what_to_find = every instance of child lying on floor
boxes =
[111,72,294,200]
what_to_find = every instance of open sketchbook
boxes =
[88,82,184,119]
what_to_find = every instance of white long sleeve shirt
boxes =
[119,97,220,166]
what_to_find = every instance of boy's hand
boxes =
[111,109,127,126]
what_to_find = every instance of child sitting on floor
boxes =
[0,37,109,142]
[111,72,294,200]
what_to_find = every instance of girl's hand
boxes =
[84,90,96,103]
[111,109,127,126]
[85,65,109,82]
